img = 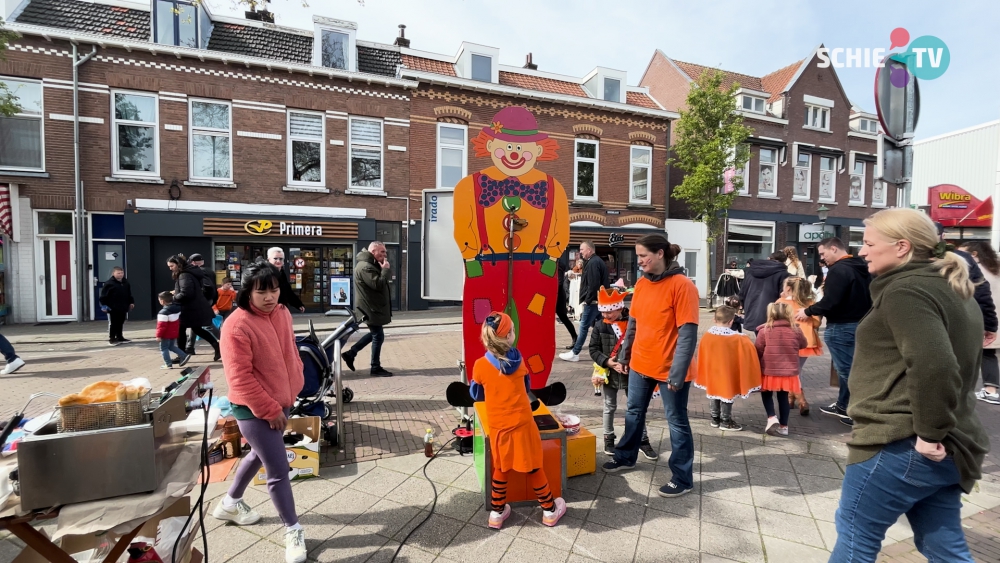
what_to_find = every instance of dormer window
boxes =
[313,17,357,71]
[582,68,627,104]
[603,78,620,102]
[153,0,211,49]
[471,54,492,82]
[741,95,765,114]
[858,118,879,133]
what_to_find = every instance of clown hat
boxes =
[483,106,549,142]
[597,286,628,312]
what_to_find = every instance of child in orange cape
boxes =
[471,311,567,530]
[693,306,762,431]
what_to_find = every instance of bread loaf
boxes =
[116,384,127,402]
[79,381,120,404]
[125,386,139,401]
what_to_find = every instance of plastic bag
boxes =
[212,314,223,330]
[153,516,192,563]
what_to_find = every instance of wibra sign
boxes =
[928,184,993,228]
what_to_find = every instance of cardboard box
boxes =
[12,497,197,563]
[252,416,322,486]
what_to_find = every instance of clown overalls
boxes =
[454,166,568,389]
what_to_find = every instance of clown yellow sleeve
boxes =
[453,175,481,261]
[546,177,570,260]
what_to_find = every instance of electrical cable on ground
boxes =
[172,387,212,563]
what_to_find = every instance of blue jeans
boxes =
[613,373,695,490]
[824,322,858,410]
[0,333,17,363]
[831,438,972,562]
[572,304,599,355]
[350,324,385,368]
[158,339,188,366]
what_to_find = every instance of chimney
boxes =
[244,0,275,23]
[394,24,410,48]
[524,53,537,70]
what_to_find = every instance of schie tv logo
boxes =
[817,28,950,86]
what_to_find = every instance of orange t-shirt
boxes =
[627,274,701,382]
[215,288,236,313]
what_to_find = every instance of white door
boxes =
[683,250,703,298]
[35,211,77,321]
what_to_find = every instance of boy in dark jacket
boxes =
[99,266,134,345]
[589,287,658,459]
[155,292,190,369]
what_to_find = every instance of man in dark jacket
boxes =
[343,242,393,377]
[796,237,872,426]
[172,257,221,361]
[560,241,608,362]
[99,266,134,345]
[556,253,578,346]
[267,247,305,313]
[739,252,790,333]
[187,253,218,307]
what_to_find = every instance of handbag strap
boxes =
[610,328,627,359]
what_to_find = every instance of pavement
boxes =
[2,308,1000,562]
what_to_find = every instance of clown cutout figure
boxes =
[453,106,569,389]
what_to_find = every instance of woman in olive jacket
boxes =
[830,208,989,562]
[167,254,221,362]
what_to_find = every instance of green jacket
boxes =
[353,250,392,326]
[848,260,989,493]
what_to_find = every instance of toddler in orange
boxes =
[777,276,821,415]
[471,312,567,530]
[693,306,762,431]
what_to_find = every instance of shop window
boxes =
[287,110,324,186]
[350,117,383,190]
[758,148,777,197]
[793,152,811,200]
[629,145,652,204]
[112,91,158,177]
[437,123,467,189]
[818,156,836,202]
[574,139,598,201]
[727,221,774,265]
[0,77,43,171]
[375,221,402,244]
[153,0,207,49]
[849,160,866,206]
[37,211,73,235]
[189,99,232,181]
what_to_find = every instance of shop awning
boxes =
[928,184,993,228]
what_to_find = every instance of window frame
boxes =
[471,54,493,83]
[818,155,837,203]
[152,0,205,49]
[286,109,326,188]
[313,24,357,71]
[436,122,467,190]
[628,144,652,204]
[804,104,830,131]
[603,77,621,103]
[849,160,867,206]
[188,98,233,182]
[573,138,599,201]
[726,218,776,261]
[0,76,44,172]
[757,147,778,197]
[348,116,384,192]
[741,95,765,114]
[111,89,160,178]
[792,152,811,201]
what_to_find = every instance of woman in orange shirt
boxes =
[777,276,822,415]
[602,235,700,499]
[471,312,567,530]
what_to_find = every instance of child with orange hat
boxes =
[589,287,658,459]
[471,311,567,530]
[693,305,762,430]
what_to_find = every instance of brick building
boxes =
[394,41,678,306]
[641,46,894,281]
[0,0,420,323]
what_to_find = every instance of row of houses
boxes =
[0,0,896,323]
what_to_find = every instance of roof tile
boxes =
[16,0,150,41]
[401,54,456,76]
[626,91,660,110]
[760,59,804,102]
[672,60,763,92]
[498,71,586,97]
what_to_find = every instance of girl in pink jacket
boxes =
[755,302,807,437]
[211,262,307,563]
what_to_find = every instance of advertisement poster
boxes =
[330,277,351,305]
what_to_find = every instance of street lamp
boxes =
[817,204,830,225]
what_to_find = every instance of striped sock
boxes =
[491,469,508,513]
[527,469,555,512]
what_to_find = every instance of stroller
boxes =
[291,315,360,444]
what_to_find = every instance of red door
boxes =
[54,240,72,316]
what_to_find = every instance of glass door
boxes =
[287,247,324,312]
[36,211,76,321]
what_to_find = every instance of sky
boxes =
[204,0,1000,141]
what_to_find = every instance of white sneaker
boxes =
[1,357,24,375]
[284,528,306,563]
[764,417,780,436]
[558,351,579,362]
[976,388,1000,405]
[211,499,262,526]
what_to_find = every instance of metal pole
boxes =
[333,338,344,446]
[73,44,97,322]
[900,69,917,209]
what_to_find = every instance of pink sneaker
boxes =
[488,504,511,530]
[542,498,567,527]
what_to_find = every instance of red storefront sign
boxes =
[928,184,993,228]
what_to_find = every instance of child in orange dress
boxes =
[755,302,808,436]
[777,276,822,416]
[471,312,567,530]
[693,306,762,431]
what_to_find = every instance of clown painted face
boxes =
[487,138,543,177]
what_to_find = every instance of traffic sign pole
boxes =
[901,69,917,208]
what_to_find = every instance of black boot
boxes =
[342,351,356,372]
[604,434,616,455]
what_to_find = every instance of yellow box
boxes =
[253,416,322,486]
[566,426,596,477]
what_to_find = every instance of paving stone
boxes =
[319,460,376,487]
[808,440,849,461]
[596,473,649,503]
[700,478,755,506]
[804,492,842,522]
[203,525,260,562]
[756,506,825,548]
[353,498,423,539]
[386,476,438,510]
[639,509,700,551]
[645,486,701,519]
[571,521,639,563]
[747,465,803,491]
[0,540,22,563]
[311,524,390,562]
[377,453,432,475]
[749,485,813,518]
[284,511,344,549]
[742,446,795,472]
[567,472,605,495]
[701,495,758,533]
[349,466,412,496]
[516,515,584,551]
[699,521,765,563]
[312,486,381,524]
[438,521,515,563]
[796,474,844,499]
[501,537,571,563]
[884,515,914,542]
[790,456,845,479]
[561,488,597,521]
[291,478,344,512]
[585,496,645,534]
[228,537,286,562]
[701,459,750,482]
[368,542,437,563]
[762,535,831,562]
[633,536,700,563]
[816,519,839,551]
[962,489,1000,510]
[423,459,471,485]
[431,486,485,523]
[699,555,742,563]
[393,512,464,555]
[451,467,483,492]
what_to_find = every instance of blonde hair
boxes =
[783,246,801,268]
[784,276,814,309]
[714,305,736,324]
[765,301,796,328]
[480,322,513,362]
[864,208,973,299]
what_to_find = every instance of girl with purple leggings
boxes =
[212,262,307,563]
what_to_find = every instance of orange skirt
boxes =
[799,347,823,357]
[761,374,802,393]
[491,421,544,473]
